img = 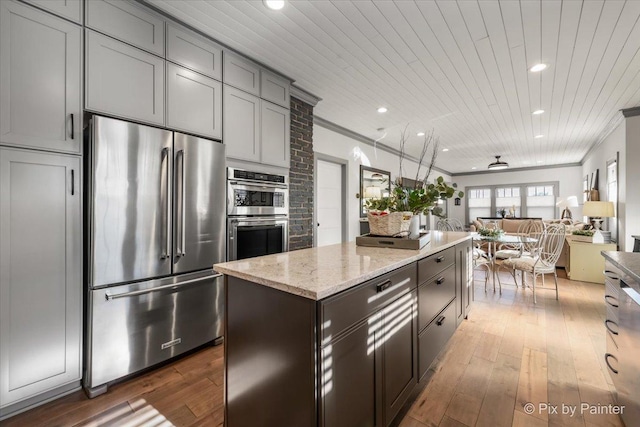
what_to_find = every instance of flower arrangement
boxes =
[572,229,594,236]
[477,227,505,238]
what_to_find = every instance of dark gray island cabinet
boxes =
[215,233,473,427]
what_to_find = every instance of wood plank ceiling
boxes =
[148,0,640,174]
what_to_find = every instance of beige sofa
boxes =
[469,218,588,268]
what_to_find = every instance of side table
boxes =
[566,239,617,284]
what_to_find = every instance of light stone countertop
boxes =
[214,231,472,300]
[602,251,640,284]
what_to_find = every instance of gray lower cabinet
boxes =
[0,147,82,417]
[85,29,165,126]
[166,63,222,140]
[0,0,82,154]
[223,85,260,163]
[22,0,82,24]
[261,101,290,168]
[85,0,165,56]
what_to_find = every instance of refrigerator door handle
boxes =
[161,147,171,259]
[177,149,186,257]
[104,273,223,300]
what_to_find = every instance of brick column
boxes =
[289,97,314,250]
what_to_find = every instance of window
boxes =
[465,181,558,222]
[607,158,618,242]
[526,185,555,219]
[468,188,491,221]
[496,187,521,217]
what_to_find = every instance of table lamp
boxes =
[364,186,382,200]
[583,201,615,244]
[557,195,579,219]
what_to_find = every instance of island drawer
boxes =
[418,264,456,332]
[320,263,417,340]
[418,301,455,380]
[418,247,455,284]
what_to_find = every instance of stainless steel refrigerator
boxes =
[84,116,225,397]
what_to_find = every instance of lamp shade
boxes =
[566,195,579,207]
[583,201,615,218]
[364,186,382,199]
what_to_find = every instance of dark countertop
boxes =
[602,251,640,283]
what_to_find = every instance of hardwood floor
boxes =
[2,270,623,427]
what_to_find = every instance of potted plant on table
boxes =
[365,127,464,237]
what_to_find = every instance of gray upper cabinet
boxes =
[85,30,165,126]
[224,85,260,163]
[260,70,290,109]
[0,147,82,411]
[23,0,82,24]
[166,23,222,81]
[0,1,82,154]
[167,63,222,140]
[224,52,260,96]
[261,101,290,168]
[85,0,165,57]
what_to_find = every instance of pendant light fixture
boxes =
[488,155,509,170]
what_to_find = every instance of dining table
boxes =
[473,233,539,290]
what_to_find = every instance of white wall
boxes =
[581,119,626,248]
[448,165,584,224]
[314,124,452,241]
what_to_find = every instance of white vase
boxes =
[409,215,420,239]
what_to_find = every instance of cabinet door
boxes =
[321,320,379,427]
[167,63,222,139]
[261,69,290,108]
[85,0,164,56]
[224,52,260,95]
[166,23,222,80]
[261,101,290,168]
[85,30,165,126]
[223,85,259,162]
[23,0,82,24]
[0,148,81,408]
[382,291,418,426]
[0,1,82,154]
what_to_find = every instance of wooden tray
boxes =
[356,232,431,250]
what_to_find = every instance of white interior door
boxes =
[317,159,343,247]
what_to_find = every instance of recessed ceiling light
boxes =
[377,107,388,113]
[417,132,425,136]
[263,0,285,10]
[534,134,544,139]
[529,63,547,72]
[471,167,477,170]
[522,160,530,164]
[442,148,449,152]
[537,160,543,164]
[532,109,545,115]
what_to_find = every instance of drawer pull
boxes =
[436,277,445,285]
[605,353,618,375]
[604,295,618,308]
[605,319,618,336]
[376,280,392,293]
[436,315,446,326]
[436,256,445,263]
[603,270,619,280]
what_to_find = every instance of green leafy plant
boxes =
[477,227,505,238]
[365,127,464,215]
[572,229,594,236]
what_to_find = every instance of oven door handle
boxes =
[105,274,223,300]
[229,179,287,189]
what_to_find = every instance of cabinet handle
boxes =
[604,353,618,375]
[604,295,618,308]
[376,280,392,293]
[603,270,619,280]
[70,113,74,140]
[436,315,446,326]
[436,277,445,285]
[436,256,445,263]
[604,319,618,336]
[71,169,75,195]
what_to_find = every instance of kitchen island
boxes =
[214,231,473,427]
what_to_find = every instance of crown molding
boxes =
[451,162,582,177]
[290,85,322,107]
[621,106,640,118]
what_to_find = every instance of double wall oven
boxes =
[227,167,289,261]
